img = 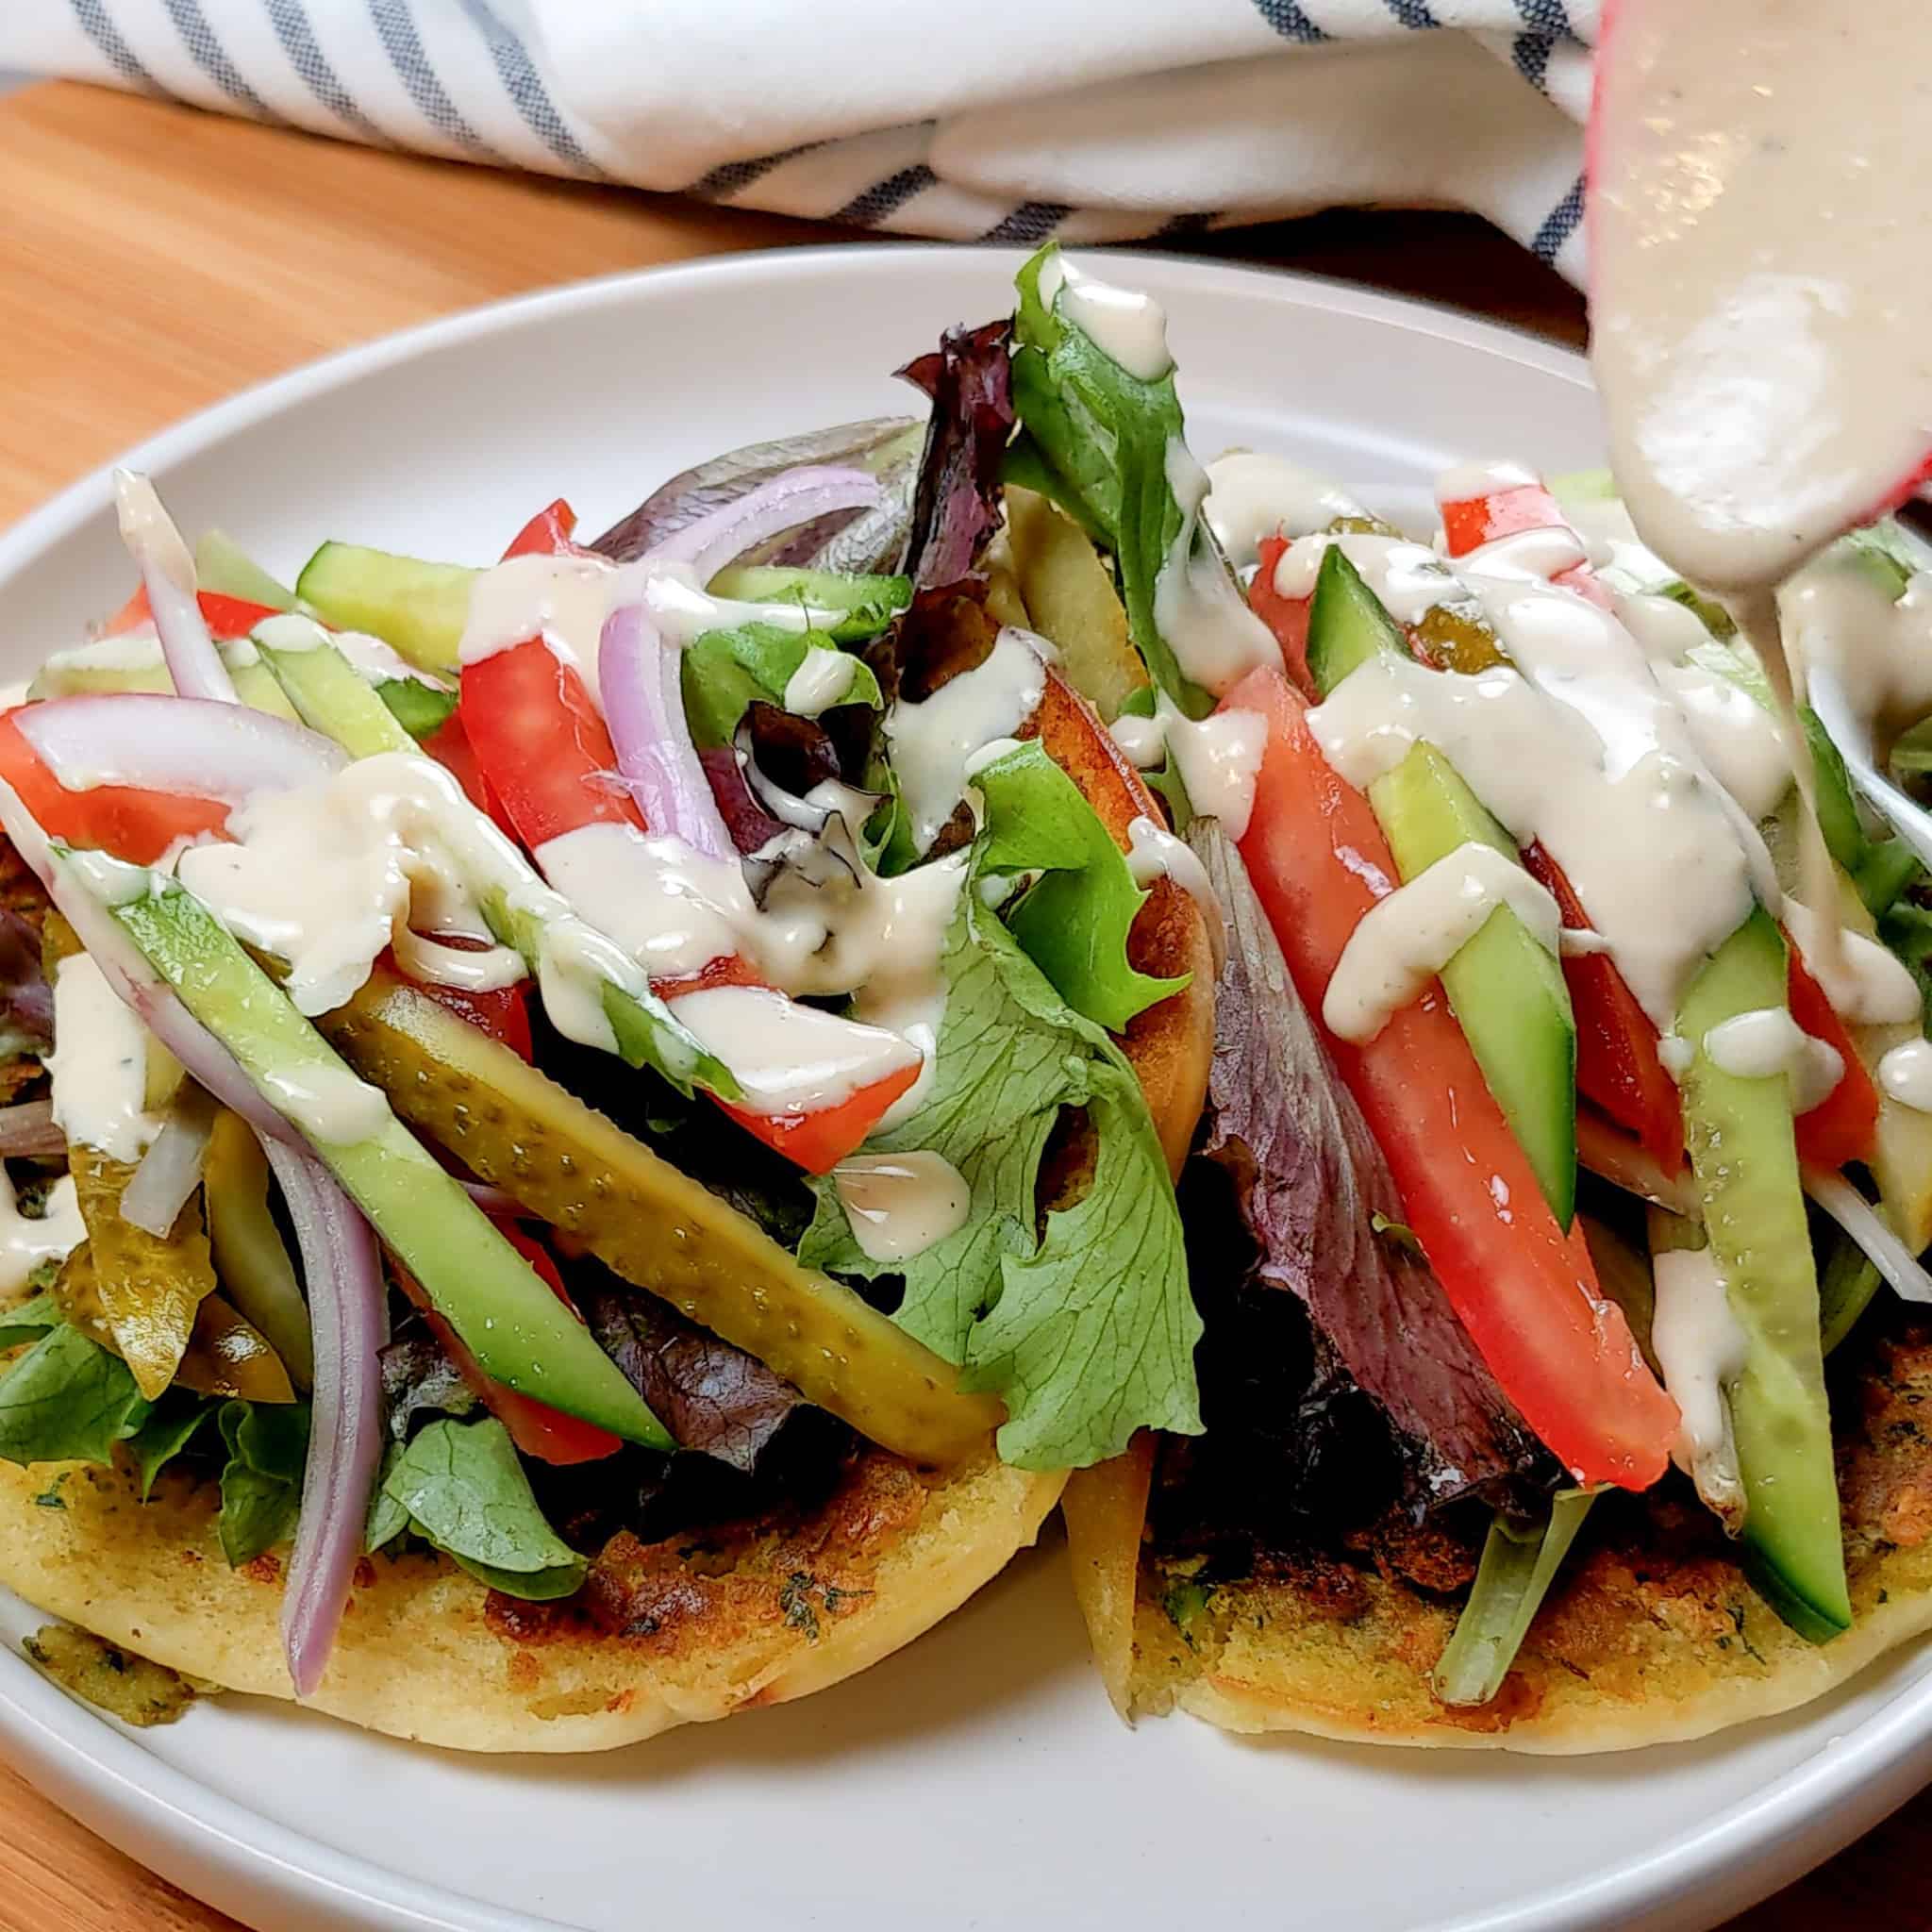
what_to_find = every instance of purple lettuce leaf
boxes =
[589,417,922,570]
[1187,820,1550,1510]
[895,320,1015,590]
[581,1280,804,1474]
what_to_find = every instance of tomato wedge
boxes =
[104,588,284,641]
[1248,535,1316,697]
[1520,841,1686,1172]
[1437,481,1612,609]
[1228,664,1676,1489]
[458,641,641,853]
[0,711,228,865]
[501,499,586,561]
[395,1235,621,1466]
[1787,946,1881,1171]
[714,1061,922,1176]
[408,971,534,1064]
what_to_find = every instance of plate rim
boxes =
[0,240,1924,1932]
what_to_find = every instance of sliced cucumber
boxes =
[1677,909,1849,1641]
[295,541,475,675]
[1307,547,1578,1225]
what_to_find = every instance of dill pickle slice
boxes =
[205,1108,314,1390]
[67,1153,218,1400]
[57,1248,291,1403]
[1411,599,1508,674]
[320,972,1004,1464]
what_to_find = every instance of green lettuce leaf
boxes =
[380,1416,587,1601]
[1010,243,1209,718]
[0,1325,150,1467]
[800,863,1200,1469]
[974,740,1187,1032]
[0,1291,62,1349]
[125,1389,215,1501]
[217,1399,309,1567]
[681,624,883,749]
[705,566,910,641]
[375,675,458,741]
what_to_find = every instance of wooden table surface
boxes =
[0,74,1925,1932]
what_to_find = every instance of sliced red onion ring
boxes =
[0,776,299,1149]
[113,471,236,704]
[120,1085,218,1238]
[1805,1166,1932,1306]
[265,1135,389,1700]
[0,1099,64,1158]
[642,466,884,585]
[598,602,736,861]
[16,693,345,808]
[460,1178,529,1217]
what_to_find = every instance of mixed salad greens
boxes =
[7,242,1932,1722]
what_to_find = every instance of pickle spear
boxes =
[63,853,672,1450]
[320,969,1005,1465]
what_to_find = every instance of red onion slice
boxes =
[113,471,236,704]
[643,466,884,585]
[0,777,299,1149]
[597,603,737,861]
[265,1135,389,1699]
[17,693,345,808]
[120,1085,218,1239]
[0,1099,64,1158]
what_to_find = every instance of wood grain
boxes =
[0,75,1917,1932]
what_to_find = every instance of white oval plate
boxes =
[1,245,1928,1932]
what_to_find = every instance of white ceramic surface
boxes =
[1,245,1928,1932]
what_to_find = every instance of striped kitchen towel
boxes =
[3,0,1597,281]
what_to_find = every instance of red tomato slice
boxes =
[501,499,584,561]
[1438,483,1613,609]
[104,588,284,641]
[712,1059,922,1176]
[1247,535,1315,696]
[1787,944,1881,1171]
[1521,841,1686,1172]
[395,1236,621,1467]
[0,711,229,865]
[408,973,534,1063]
[1228,664,1676,1490]
[458,639,642,852]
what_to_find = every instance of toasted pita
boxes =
[0,671,1215,1752]
[1126,1321,1932,1752]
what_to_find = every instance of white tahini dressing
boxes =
[175,754,521,1015]
[1701,1007,1843,1114]
[1307,612,1774,1035]
[1270,531,1464,628]
[1152,441,1279,697]
[883,626,1046,854]
[0,1172,84,1296]
[1780,896,1922,1027]
[1202,452,1368,570]
[1322,841,1560,1046]
[1035,254,1174,384]
[669,987,920,1117]
[1591,2,1932,595]
[832,1151,972,1263]
[46,953,158,1162]
[1109,694,1265,842]
[1650,1241,1748,1525]
[1878,1039,1932,1115]
[258,1065,391,1147]
[1125,815,1225,975]
[781,647,858,717]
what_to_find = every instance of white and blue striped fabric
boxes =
[2,0,1598,282]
